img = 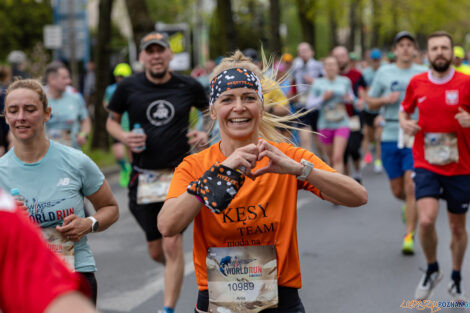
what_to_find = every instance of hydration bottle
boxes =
[132,123,146,152]
[10,188,26,206]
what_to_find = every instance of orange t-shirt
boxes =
[167,140,335,290]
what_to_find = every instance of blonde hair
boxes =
[5,79,48,112]
[210,50,309,143]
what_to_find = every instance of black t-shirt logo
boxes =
[146,100,175,126]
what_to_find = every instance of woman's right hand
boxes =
[221,144,259,178]
[322,90,334,102]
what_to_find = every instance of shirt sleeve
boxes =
[368,69,384,98]
[0,208,90,313]
[359,74,367,89]
[401,78,417,114]
[305,81,323,109]
[78,152,105,196]
[107,79,129,114]
[167,157,199,200]
[77,95,89,121]
[191,79,209,111]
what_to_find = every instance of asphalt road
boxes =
[89,165,470,313]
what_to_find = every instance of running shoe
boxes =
[402,232,414,255]
[373,159,383,173]
[415,269,443,300]
[448,281,469,303]
[119,163,132,188]
[363,152,373,164]
[401,204,406,224]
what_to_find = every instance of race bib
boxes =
[324,103,346,122]
[42,228,75,271]
[349,115,361,131]
[397,128,415,149]
[137,169,173,204]
[207,245,278,313]
[47,129,72,147]
[424,133,459,165]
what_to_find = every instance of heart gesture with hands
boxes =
[221,143,259,180]
[221,140,302,179]
[252,139,302,177]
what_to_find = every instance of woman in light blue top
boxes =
[0,79,119,304]
[306,56,355,173]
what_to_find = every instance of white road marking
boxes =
[98,251,194,312]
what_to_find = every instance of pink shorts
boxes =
[318,127,351,145]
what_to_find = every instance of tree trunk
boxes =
[328,0,338,48]
[124,0,154,51]
[216,0,237,54]
[347,0,358,51]
[370,0,380,47]
[91,0,113,150]
[296,0,315,46]
[358,2,365,55]
[269,0,282,56]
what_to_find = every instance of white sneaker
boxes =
[415,270,443,300]
[448,281,469,303]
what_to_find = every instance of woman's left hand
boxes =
[252,139,302,177]
[56,214,92,242]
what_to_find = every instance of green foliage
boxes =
[0,0,53,61]
[146,0,196,24]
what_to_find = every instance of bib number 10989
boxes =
[227,282,255,292]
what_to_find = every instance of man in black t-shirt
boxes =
[106,32,209,313]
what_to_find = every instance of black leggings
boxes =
[79,272,97,305]
[195,286,305,313]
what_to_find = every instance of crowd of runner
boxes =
[0,28,470,313]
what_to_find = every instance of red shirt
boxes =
[0,191,89,313]
[341,68,367,116]
[401,70,470,175]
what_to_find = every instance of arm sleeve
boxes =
[401,78,417,114]
[78,153,105,197]
[0,208,90,313]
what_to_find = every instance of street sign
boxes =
[44,25,63,49]
[155,22,191,71]
[52,0,89,63]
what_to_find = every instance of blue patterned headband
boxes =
[210,68,263,106]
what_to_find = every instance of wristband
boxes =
[187,162,245,214]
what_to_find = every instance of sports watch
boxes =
[87,216,99,233]
[296,159,314,181]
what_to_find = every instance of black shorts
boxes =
[128,171,165,241]
[414,168,470,214]
[344,131,363,163]
[79,272,97,305]
[195,286,305,313]
[294,104,319,132]
[362,111,379,127]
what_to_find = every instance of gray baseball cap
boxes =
[140,32,170,51]
[393,31,416,45]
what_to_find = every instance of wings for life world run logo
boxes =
[26,198,74,224]
[218,256,262,277]
[146,100,175,127]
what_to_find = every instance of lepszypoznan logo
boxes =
[146,100,175,127]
